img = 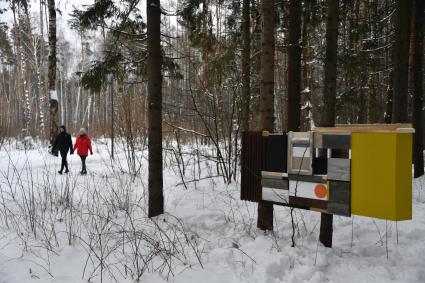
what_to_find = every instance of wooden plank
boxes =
[261,178,289,190]
[314,124,412,133]
[329,181,350,203]
[310,207,328,213]
[261,171,288,179]
[288,174,326,183]
[328,181,350,216]
[262,187,289,203]
[328,158,350,181]
[289,196,327,210]
[327,202,350,216]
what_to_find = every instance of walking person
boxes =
[52,125,73,174]
[73,128,93,175]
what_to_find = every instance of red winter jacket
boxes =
[73,134,93,156]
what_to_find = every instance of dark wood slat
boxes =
[241,132,263,202]
[322,134,351,149]
[289,196,327,210]
[261,178,289,190]
[329,181,350,203]
[288,174,327,183]
[328,203,351,216]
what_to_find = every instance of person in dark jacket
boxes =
[73,128,93,175]
[52,125,73,174]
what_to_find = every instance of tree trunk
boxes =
[241,0,251,132]
[392,0,412,123]
[48,0,58,144]
[39,0,46,135]
[257,0,275,231]
[287,0,302,132]
[411,0,424,178]
[319,0,339,248]
[147,0,164,218]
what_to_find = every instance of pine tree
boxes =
[287,0,302,132]
[257,0,275,231]
[241,0,251,132]
[48,0,58,144]
[392,0,412,123]
[411,0,424,178]
[319,0,339,248]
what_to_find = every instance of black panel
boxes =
[322,134,351,149]
[261,134,287,173]
[241,132,263,202]
[289,196,327,210]
[313,157,328,174]
[331,149,350,158]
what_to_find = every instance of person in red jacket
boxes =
[73,128,93,174]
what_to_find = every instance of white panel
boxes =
[289,180,328,200]
[287,131,313,175]
[262,187,289,203]
[50,90,58,100]
[292,146,311,157]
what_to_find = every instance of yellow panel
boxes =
[395,133,412,220]
[351,132,412,221]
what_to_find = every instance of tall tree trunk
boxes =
[39,0,46,134]
[257,0,275,231]
[411,0,424,178]
[384,0,393,124]
[319,0,339,248]
[367,75,378,123]
[147,0,164,218]
[241,0,251,132]
[392,0,412,123]
[287,0,302,131]
[48,0,58,143]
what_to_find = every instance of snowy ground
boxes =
[0,140,425,283]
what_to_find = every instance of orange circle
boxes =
[314,184,327,198]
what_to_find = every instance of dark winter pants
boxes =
[59,150,69,172]
[80,155,87,173]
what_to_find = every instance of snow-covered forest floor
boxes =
[0,140,425,283]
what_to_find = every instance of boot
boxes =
[58,170,63,174]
